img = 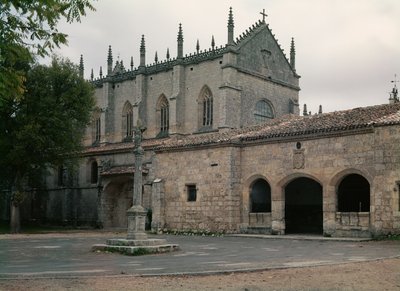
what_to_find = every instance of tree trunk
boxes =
[10,202,21,233]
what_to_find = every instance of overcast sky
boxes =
[53,0,400,114]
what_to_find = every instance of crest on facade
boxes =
[293,149,305,169]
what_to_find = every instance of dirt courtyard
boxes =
[1,258,399,291]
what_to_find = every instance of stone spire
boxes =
[140,35,146,67]
[290,37,296,71]
[99,66,103,78]
[389,74,399,104]
[154,51,158,63]
[90,68,94,80]
[107,45,113,75]
[303,104,308,116]
[130,56,134,70]
[177,23,184,59]
[318,105,323,114]
[79,54,84,78]
[211,35,215,50]
[227,7,234,45]
[196,39,200,54]
[166,48,170,60]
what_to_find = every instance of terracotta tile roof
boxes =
[101,165,149,176]
[153,103,400,150]
[84,103,400,154]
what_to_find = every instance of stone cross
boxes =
[260,9,268,22]
[126,121,148,240]
[391,74,398,87]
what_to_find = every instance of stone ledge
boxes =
[92,243,179,255]
[106,238,168,246]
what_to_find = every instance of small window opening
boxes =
[91,161,98,184]
[187,184,197,202]
[57,165,65,187]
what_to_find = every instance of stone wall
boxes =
[153,146,241,232]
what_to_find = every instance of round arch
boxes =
[284,176,323,234]
[254,99,275,123]
[242,174,272,223]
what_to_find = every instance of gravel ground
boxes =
[1,258,399,291]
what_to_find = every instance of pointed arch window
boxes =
[95,117,101,141]
[254,100,274,123]
[122,102,133,140]
[201,87,213,127]
[92,109,101,144]
[157,95,169,135]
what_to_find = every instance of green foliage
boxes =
[0,0,96,108]
[0,56,95,189]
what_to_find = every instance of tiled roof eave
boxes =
[240,126,375,145]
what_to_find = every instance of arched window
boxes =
[157,95,169,135]
[122,101,133,140]
[92,109,101,144]
[250,179,271,212]
[91,161,98,184]
[200,87,213,127]
[254,100,274,123]
[95,117,101,142]
[338,174,370,212]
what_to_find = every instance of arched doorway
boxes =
[285,177,323,234]
[338,174,370,212]
[250,179,271,212]
[102,177,133,228]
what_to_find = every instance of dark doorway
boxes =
[338,174,370,212]
[285,177,323,234]
[250,179,271,212]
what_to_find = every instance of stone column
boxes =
[126,123,148,240]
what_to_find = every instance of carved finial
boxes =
[79,54,84,78]
[130,56,134,70]
[303,104,308,116]
[90,68,93,80]
[389,74,399,104]
[166,48,170,60]
[211,35,215,50]
[177,23,184,59]
[107,45,113,75]
[196,39,200,53]
[290,37,296,71]
[318,105,323,114]
[227,7,234,45]
[99,66,103,78]
[140,35,146,67]
[154,51,158,63]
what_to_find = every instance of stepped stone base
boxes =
[92,238,179,255]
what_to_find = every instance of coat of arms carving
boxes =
[293,150,305,169]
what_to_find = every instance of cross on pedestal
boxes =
[260,9,268,22]
[126,121,148,240]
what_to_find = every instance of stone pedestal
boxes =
[126,205,148,240]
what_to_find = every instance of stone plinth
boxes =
[126,205,147,240]
[92,238,179,255]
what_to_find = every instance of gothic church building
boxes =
[36,9,400,237]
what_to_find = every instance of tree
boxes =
[0,0,96,232]
[0,0,96,107]
[1,57,95,233]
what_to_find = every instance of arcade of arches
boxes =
[246,173,371,236]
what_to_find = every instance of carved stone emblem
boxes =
[293,149,305,169]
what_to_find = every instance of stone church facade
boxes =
[20,9,400,238]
